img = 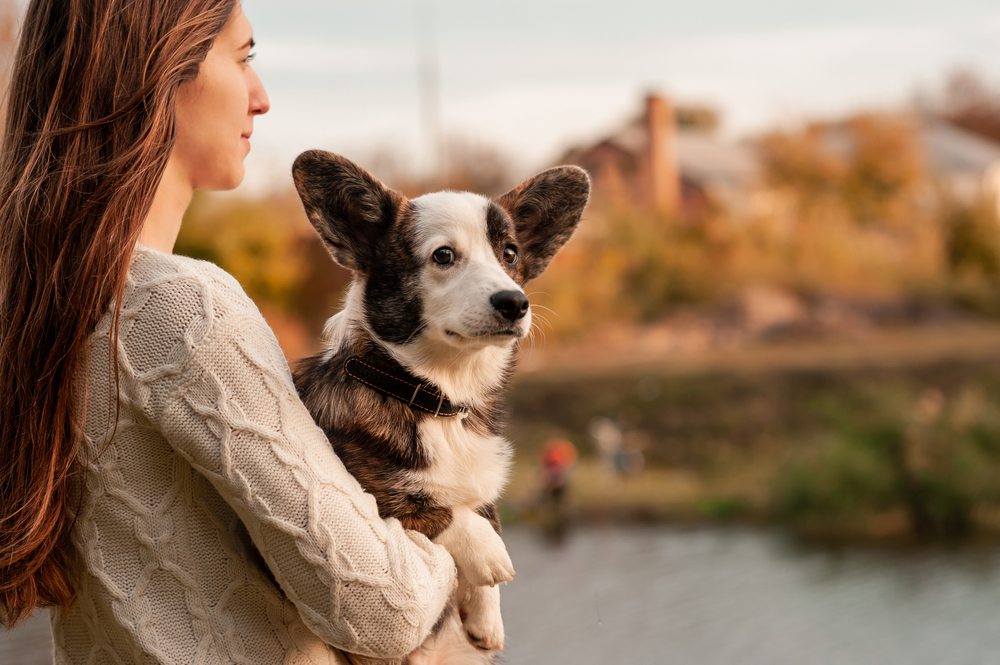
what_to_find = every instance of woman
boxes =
[0,1,456,663]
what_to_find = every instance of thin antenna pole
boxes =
[414,0,443,186]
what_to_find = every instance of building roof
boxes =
[675,131,758,188]
[920,118,1000,178]
[587,114,758,189]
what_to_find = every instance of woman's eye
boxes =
[432,247,455,265]
[243,52,256,64]
[503,245,518,265]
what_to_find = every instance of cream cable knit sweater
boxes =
[51,244,456,664]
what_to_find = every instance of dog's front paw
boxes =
[436,508,515,588]
[461,528,515,588]
[460,584,504,651]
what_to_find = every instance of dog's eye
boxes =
[503,245,518,265]
[432,247,455,265]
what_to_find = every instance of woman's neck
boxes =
[138,158,194,254]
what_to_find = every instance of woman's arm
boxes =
[124,260,455,659]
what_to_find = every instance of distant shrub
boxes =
[527,205,730,337]
[759,113,925,227]
[697,497,749,521]
[944,199,1000,277]
[775,386,1000,538]
[927,68,1000,144]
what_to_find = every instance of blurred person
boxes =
[541,437,578,501]
[587,416,644,476]
[0,1,456,663]
[538,437,578,541]
[588,416,624,472]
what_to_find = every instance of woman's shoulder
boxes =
[107,243,269,356]
[124,242,265,322]
[129,242,252,308]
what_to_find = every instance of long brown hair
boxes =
[0,0,238,626]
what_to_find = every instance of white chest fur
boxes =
[408,417,512,508]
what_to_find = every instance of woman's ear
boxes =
[292,150,406,273]
[495,166,591,283]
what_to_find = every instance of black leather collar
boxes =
[343,355,469,418]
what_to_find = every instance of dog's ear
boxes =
[495,166,590,283]
[292,150,405,273]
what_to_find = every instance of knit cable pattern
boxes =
[50,244,456,664]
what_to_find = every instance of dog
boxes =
[290,151,589,664]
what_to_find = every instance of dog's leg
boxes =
[475,503,502,535]
[410,601,498,665]
[434,505,514,588]
[446,502,504,650]
[458,574,504,651]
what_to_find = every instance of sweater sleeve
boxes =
[122,263,456,659]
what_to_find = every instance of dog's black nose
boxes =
[491,290,529,322]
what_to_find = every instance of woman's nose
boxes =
[248,67,270,116]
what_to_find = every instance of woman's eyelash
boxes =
[244,52,256,63]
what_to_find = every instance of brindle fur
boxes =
[294,330,510,541]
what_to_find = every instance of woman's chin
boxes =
[200,165,246,192]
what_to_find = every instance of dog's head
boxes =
[292,151,590,354]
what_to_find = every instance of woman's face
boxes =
[172,6,270,191]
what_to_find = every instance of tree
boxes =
[928,68,1000,143]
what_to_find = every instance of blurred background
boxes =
[7,1,1000,663]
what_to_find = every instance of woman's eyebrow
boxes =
[240,37,255,50]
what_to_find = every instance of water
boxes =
[500,526,1000,665]
[6,525,1000,664]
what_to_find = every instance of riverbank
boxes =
[504,322,1000,544]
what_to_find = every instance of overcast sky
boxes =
[239,0,1000,191]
